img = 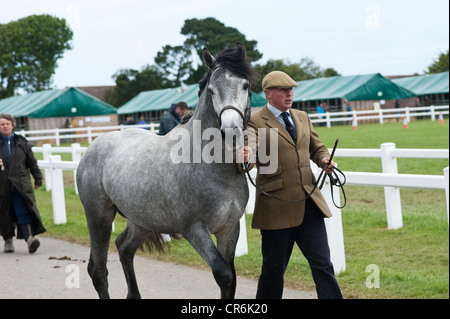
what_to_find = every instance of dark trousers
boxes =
[256,198,343,299]
[12,190,35,225]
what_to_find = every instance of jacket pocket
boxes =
[262,165,282,179]
[260,178,283,192]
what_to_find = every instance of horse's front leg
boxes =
[215,221,240,299]
[183,222,233,298]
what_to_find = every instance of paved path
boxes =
[0,237,316,299]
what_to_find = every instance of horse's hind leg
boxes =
[85,203,115,299]
[115,222,150,299]
[183,223,234,299]
[216,221,240,299]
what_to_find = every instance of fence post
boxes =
[326,112,331,128]
[49,155,67,224]
[444,167,449,225]
[430,105,436,121]
[235,214,248,257]
[87,127,93,144]
[322,164,346,274]
[380,143,403,229]
[55,128,60,146]
[42,144,52,191]
[71,143,81,194]
[245,169,257,215]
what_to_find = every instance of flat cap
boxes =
[262,71,298,90]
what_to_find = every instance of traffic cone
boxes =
[438,112,444,124]
[402,117,408,129]
[352,116,357,130]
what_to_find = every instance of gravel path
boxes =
[0,236,316,299]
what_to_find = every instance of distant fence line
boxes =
[18,105,449,146]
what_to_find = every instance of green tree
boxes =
[180,17,263,84]
[0,14,73,99]
[426,49,449,74]
[154,45,193,87]
[105,65,170,107]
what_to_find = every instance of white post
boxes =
[49,155,67,224]
[55,128,60,146]
[87,127,93,144]
[322,165,346,274]
[245,169,257,215]
[42,144,52,191]
[235,214,248,257]
[326,112,331,128]
[149,122,156,133]
[380,143,403,229]
[444,167,449,225]
[430,105,436,121]
[71,143,81,194]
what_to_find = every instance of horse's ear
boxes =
[202,47,216,69]
[237,42,246,61]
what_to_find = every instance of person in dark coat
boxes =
[158,102,188,135]
[0,113,45,254]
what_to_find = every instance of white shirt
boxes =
[267,103,294,128]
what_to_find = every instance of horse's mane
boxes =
[198,46,258,97]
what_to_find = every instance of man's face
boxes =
[0,118,13,137]
[264,87,294,112]
[176,107,186,117]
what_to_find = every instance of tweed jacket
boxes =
[241,105,332,230]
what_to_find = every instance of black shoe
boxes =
[27,236,40,254]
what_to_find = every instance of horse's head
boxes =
[201,42,255,150]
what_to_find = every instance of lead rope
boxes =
[246,164,346,209]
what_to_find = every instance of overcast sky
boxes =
[1,0,448,89]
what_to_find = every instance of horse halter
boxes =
[216,91,252,130]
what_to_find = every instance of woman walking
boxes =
[0,113,45,253]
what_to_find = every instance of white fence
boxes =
[35,143,449,274]
[309,104,449,128]
[20,105,449,145]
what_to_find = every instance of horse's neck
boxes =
[191,91,217,128]
[186,92,236,166]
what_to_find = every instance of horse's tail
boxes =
[140,232,183,254]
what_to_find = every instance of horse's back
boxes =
[77,129,160,191]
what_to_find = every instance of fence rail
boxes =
[19,105,449,145]
[309,105,449,127]
[34,143,449,274]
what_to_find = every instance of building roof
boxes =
[118,83,267,115]
[0,87,117,118]
[392,72,449,96]
[290,73,416,102]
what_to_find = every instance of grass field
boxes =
[34,119,449,299]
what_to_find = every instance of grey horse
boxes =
[76,43,256,299]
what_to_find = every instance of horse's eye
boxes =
[208,88,214,96]
[243,83,249,90]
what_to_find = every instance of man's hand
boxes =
[238,146,253,163]
[321,157,336,175]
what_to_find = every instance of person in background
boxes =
[0,113,45,254]
[158,101,188,135]
[317,102,326,126]
[138,116,147,125]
